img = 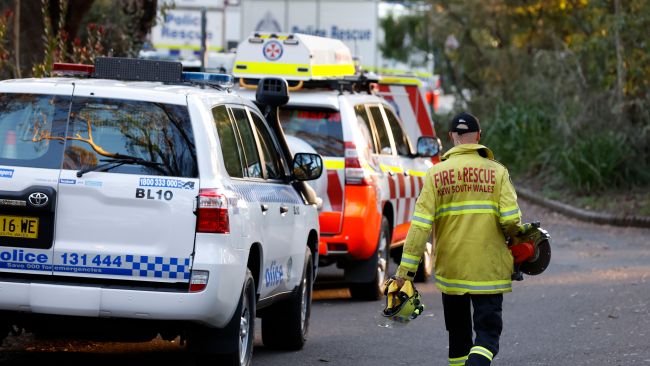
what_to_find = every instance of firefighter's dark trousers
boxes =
[442,293,503,366]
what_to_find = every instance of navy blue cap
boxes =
[450,112,480,135]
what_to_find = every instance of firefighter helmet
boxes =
[382,278,425,324]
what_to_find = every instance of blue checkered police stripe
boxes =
[125,255,191,280]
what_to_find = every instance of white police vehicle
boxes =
[0,58,322,365]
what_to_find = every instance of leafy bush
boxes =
[556,132,647,191]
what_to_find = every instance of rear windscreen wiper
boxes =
[76,157,164,177]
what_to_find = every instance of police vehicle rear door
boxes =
[52,86,199,285]
[0,85,73,275]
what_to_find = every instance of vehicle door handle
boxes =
[280,205,289,214]
[261,204,269,213]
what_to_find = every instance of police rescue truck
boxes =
[0,58,322,366]
[234,33,441,300]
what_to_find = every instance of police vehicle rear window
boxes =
[0,93,71,169]
[63,97,198,178]
[279,108,344,157]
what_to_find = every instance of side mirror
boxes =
[255,77,289,108]
[291,153,323,181]
[417,136,440,157]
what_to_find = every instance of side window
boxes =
[230,107,262,179]
[354,105,377,153]
[249,111,285,180]
[0,93,70,169]
[213,105,244,178]
[383,107,412,156]
[368,105,392,155]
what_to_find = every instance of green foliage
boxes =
[380,11,432,67]
[395,0,650,193]
[556,132,645,191]
[0,9,12,73]
[79,0,157,58]
[32,0,107,77]
[480,102,556,177]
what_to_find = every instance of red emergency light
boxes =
[52,63,95,77]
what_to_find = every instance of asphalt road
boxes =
[1,200,649,365]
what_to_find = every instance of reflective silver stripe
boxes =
[412,216,433,225]
[436,204,498,215]
[435,277,511,292]
[401,257,419,265]
[449,355,468,366]
[500,208,519,217]
[469,346,493,361]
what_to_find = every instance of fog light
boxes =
[189,270,209,292]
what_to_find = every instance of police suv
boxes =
[234,33,439,300]
[0,58,322,365]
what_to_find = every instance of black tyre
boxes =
[414,241,434,282]
[190,269,256,366]
[349,217,390,301]
[262,250,313,350]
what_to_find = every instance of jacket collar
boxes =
[441,144,494,161]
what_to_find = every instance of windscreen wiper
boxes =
[76,157,164,177]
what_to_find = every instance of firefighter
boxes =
[387,112,528,366]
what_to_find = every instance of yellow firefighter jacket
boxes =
[397,144,522,295]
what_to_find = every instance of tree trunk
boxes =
[16,0,94,76]
[12,0,19,78]
[613,0,625,121]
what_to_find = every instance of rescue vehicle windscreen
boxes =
[279,107,344,157]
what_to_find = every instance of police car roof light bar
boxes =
[52,63,95,77]
[94,57,183,83]
[182,72,234,89]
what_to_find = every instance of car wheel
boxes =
[190,269,256,366]
[349,217,390,301]
[262,249,313,350]
[414,241,434,282]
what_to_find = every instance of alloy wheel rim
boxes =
[300,274,308,331]
[377,231,388,288]
[239,290,251,364]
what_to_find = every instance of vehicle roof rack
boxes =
[239,72,379,95]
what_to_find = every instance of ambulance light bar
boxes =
[248,33,299,45]
[182,72,234,88]
[283,35,299,45]
[378,76,422,87]
[234,32,355,81]
[52,63,95,77]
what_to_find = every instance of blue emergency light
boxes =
[182,72,234,88]
[52,58,234,89]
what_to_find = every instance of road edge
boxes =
[517,187,650,228]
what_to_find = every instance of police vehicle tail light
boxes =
[189,270,209,292]
[182,72,234,88]
[52,62,95,77]
[197,189,229,234]
[344,142,372,186]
